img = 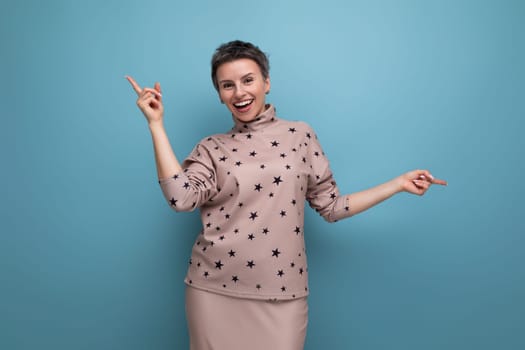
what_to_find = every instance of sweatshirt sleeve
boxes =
[158,142,219,212]
[304,125,351,222]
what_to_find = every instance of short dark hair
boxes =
[211,40,270,91]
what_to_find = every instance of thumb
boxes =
[154,82,162,102]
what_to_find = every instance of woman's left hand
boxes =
[398,170,447,196]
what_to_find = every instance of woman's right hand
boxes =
[126,76,164,124]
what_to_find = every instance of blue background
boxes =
[1,0,524,349]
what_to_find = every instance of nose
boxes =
[234,84,246,98]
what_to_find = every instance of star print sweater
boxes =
[159,105,351,300]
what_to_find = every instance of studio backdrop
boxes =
[1,0,524,349]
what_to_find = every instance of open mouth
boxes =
[233,99,254,111]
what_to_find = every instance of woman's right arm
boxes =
[126,76,182,180]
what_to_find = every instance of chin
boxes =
[234,113,258,123]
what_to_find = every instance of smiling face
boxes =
[216,58,271,123]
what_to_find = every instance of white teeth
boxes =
[234,100,253,107]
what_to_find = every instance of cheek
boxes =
[219,91,230,103]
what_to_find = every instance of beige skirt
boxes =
[185,286,308,350]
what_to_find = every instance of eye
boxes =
[221,82,234,90]
[243,76,254,84]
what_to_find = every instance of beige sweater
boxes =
[159,105,351,300]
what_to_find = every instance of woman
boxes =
[126,40,446,350]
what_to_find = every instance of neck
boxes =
[231,104,277,132]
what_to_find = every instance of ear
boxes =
[264,76,271,94]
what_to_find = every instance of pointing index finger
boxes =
[432,178,448,186]
[125,75,142,95]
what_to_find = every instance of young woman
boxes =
[126,40,446,350]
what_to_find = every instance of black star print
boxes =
[277,270,284,277]
[290,262,295,268]
[246,133,252,139]
[173,174,179,180]
[302,157,307,163]
[215,260,224,269]
[291,199,297,205]
[294,226,301,234]
[254,183,263,192]
[183,182,190,189]
[232,148,238,152]
[260,164,266,169]
[206,222,211,228]
[234,228,239,234]
[247,260,255,268]
[280,210,287,217]
[281,286,286,292]
[268,192,274,198]
[232,275,239,283]
[314,151,320,157]
[271,140,279,147]
[272,248,281,257]
[248,233,255,240]
[249,150,257,157]
[219,235,225,241]
[288,127,296,133]
[169,198,177,206]
[306,132,311,139]
[256,284,262,290]
[262,228,269,234]
[330,193,336,199]
[220,206,225,211]
[299,267,304,275]
[249,212,258,220]
[204,271,209,278]
[228,250,236,257]
[235,161,242,166]
[202,246,207,252]
[238,202,243,207]
[285,164,291,170]
[225,214,231,219]
[219,156,227,162]
[280,153,287,158]
[273,176,283,185]
[345,206,350,211]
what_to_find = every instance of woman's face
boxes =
[216,58,271,123]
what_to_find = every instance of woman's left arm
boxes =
[346,169,447,216]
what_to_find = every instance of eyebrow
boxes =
[219,72,255,84]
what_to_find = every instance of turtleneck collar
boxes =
[231,104,278,133]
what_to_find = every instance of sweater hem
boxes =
[184,279,309,301]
